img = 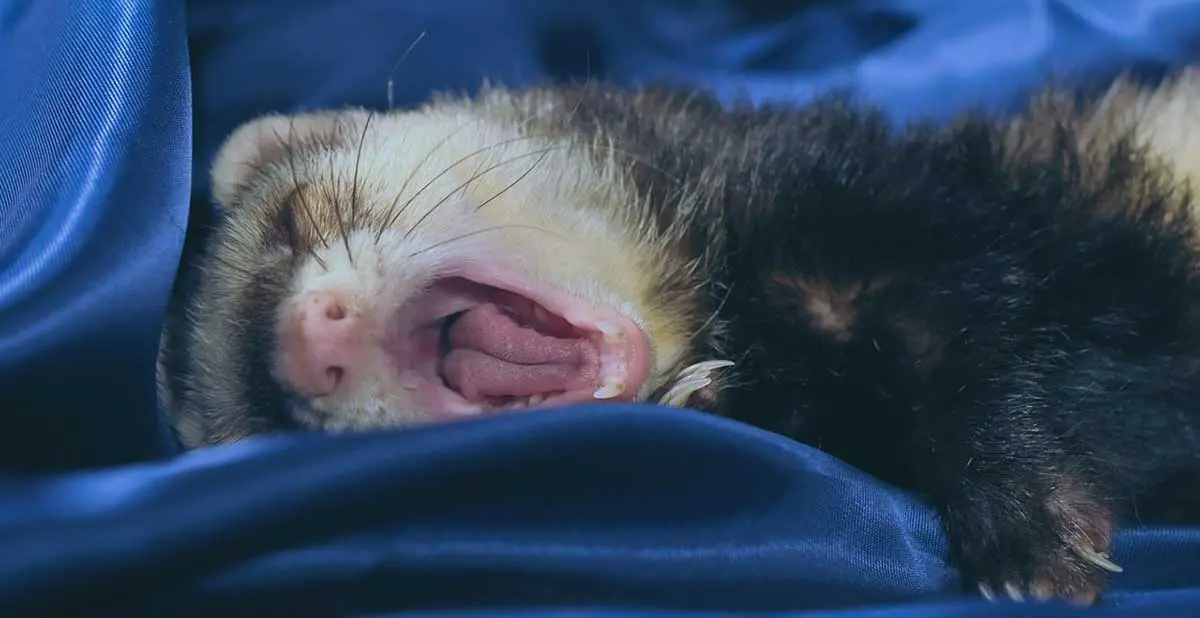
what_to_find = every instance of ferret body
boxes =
[159,70,1200,604]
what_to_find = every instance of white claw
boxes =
[677,359,735,381]
[657,359,735,407]
[593,381,625,400]
[1004,583,1025,601]
[1071,545,1124,573]
[659,377,712,407]
[694,359,736,372]
[978,583,996,601]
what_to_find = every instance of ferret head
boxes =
[159,86,729,448]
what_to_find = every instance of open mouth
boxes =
[387,263,653,419]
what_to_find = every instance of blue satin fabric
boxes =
[0,2,188,470]
[3,0,1200,615]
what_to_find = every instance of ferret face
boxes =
[163,88,724,447]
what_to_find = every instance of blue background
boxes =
[2,1,1199,615]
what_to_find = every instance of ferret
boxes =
[157,69,1200,606]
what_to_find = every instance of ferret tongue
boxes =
[441,303,599,402]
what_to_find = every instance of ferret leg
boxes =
[910,372,1122,606]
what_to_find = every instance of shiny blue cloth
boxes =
[2,0,1200,615]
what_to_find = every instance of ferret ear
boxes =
[210,109,366,208]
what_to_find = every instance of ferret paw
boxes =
[957,488,1120,606]
[966,534,1121,607]
[979,549,1118,607]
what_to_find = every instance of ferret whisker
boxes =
[380,91,679,246]
[386,31,427,111]
[404,145,561,240]
[269,121,329,270]
[451,108,553,209]
[374,96,622,242]
[473,145,555,212]
[562,75,594,128]
[407,224,565,258]
[378,134,553,235]
[374,115,489,245]
[350,110,375,218]
[327,116,363,266]
[341,110,376,265]
[325,152,354,264]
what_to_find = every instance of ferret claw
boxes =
[657,359,735,407]
[977,583,996,601]
[1003,583,1025,601]
[1070,544,1123,573]
[659,377,712,407]
[680,359,735,378]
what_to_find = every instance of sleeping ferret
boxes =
[157,70,1200,605]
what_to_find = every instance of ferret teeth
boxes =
[398,372,422,391]
[592,380,625,400]
[527,393,546,406]
[596,321,625,343]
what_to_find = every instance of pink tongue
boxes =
[441,303,599,402]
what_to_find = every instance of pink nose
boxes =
[277,291,363,398]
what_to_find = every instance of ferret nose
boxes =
[279,291,362,398]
